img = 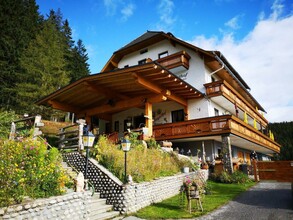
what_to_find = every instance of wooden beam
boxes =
[84,82,129,100]
[147,94,167,103]
[110,60,118,68]
[48,100,81,113]
[132,73,162,94]
[133,73,187,106]
[82,96,146,117]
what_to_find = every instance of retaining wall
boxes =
[63,152,208,214]
[0,191,91,220]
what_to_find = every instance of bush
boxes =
[210,170,252,184]
[0,137,71,207]
[93,135,181,182]
[0,109,18,139]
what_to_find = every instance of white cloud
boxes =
[121,3,135,22]
[103,0,135,21]
[104,0,118,16]
[225,14,242,30]
[189,0,293,122]
[156,0,176,31]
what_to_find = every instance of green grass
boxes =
[133,180,256,219]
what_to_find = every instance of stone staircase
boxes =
[61,162,121,220]
[88,193,121,220]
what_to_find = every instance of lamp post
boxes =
[83,131,95,180]
[121,138,131,184]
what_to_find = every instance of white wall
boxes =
[117,39,228,120]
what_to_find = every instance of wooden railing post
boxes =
[253,159,259,182]
[9,122,16,140]
[77,119,86,151]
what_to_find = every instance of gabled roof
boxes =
[101,30,265,112]
[37,62,203,119]
[117,31,166,52]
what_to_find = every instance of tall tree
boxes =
[16,19,70,117]
[269,122,293,160]
[0,0,40,110]
[69,39,90,82]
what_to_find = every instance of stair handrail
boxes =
[65,160,95,196]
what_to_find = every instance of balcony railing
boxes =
[153,115,280,153]
[157,51,190,70]
[204,80,268,127]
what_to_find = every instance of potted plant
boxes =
[201,162,209,170]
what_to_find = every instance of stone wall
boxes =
[0,191,91,220]
[123,170,208,214]
[63,152,208,214]
[62,152,125,212]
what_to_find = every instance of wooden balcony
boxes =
[157,51,190,71]
[153,115,280,153]
[204,80,268,127]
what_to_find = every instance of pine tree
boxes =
[69,39,90,82]
[0,0,40,110]
[269,122,293,160]
[16,19,70,117]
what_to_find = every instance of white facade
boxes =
[114,38,230,128]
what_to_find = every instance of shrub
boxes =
[0,137,71,207]
[210,170,252,184]
[0,109,18,139]
[93,135,181,182]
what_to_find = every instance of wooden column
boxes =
[145,102,153,137]
[221,135,233,174]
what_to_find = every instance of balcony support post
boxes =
[145,102,153,137]
[221,134,233,174]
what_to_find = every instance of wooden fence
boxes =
[257,161,293,182]
[57,119,86,150]
[9,115,44,140]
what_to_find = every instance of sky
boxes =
[36,0,293,123]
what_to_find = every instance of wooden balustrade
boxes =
[204,80,267,127]
[157,51,190,70]
[153,115,280,153]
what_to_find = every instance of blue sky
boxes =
[36,0,293,123]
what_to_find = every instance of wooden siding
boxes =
[258,161,293,182]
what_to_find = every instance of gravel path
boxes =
[196,181,293,220]
[122,181,293,220]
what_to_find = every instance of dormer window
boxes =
[138,59,147,65]
[140,48,148,54]
[158,51,168,59]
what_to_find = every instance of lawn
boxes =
[133,180,256,219]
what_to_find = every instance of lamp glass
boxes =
[122,139,131,152]
[83,132,95,147]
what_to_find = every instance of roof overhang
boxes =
[37,62,203,118]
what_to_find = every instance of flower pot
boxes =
[202,164,209,170]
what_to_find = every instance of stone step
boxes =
[88,204,113,215]
[89,198,108,206]
[89,210,120,220]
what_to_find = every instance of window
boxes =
[138,59,147,65]
[114,121,119,132]
[158,51,168,59]
[214,108,219,116]
[171,109,185,122]
[124,65,129,68]
[140,48,148,54]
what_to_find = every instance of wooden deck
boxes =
[153,115,280,153]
